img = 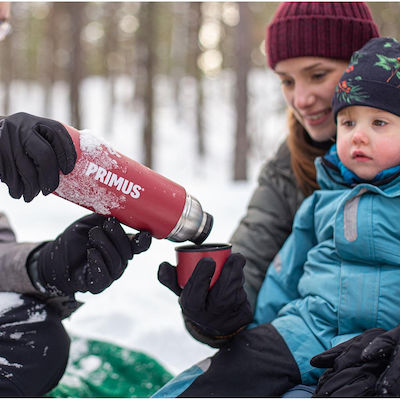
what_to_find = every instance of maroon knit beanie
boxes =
[266,2,380,69]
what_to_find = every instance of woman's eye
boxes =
[373,119,387,127]
[311,72,326,81]
[280,78,293,87]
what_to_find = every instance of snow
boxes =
[0,357,22,368]
[55,129,125,215]
[0,293,24,316]
[0,300,47,328]
[0,69,286,375]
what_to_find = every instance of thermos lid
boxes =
[192,212,213,245]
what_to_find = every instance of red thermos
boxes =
[55,125,213,244]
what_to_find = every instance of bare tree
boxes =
[103,3,119,137]
[233,3,251,181]
[68,3,85,127]
[41,3,57,117]
[0,31,12,115]
[188,2,205,157]
[138,3,157,168]
[170,2,189,110]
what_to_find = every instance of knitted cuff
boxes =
[183,315,248,348]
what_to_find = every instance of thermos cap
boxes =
[192,212,213,245]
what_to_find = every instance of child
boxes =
[253,35,400,387]
[153,37,400,397]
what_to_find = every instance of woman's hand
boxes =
[158,253,253,347]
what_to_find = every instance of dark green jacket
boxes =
[184,140,306,347]
[230,140,305,311]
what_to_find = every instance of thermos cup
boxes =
[175,243,232,288]
[54,124,213,244]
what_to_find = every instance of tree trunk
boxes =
[103,3,119,137]
[189,2,205,157]
[0,30,12,116]
[170,2,189,112]
[233,3,251,181]
[42,3,57,117]
[68,3,85,127]
[142,3,156,168]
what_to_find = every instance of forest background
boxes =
[2,2,400,180]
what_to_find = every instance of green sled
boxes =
[48,336,173,398]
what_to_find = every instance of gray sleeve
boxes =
[230,141,304,311]
[0,212,41,294]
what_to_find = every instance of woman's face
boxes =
[274,57,348,142]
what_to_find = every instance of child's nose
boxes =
[352,129,369,145]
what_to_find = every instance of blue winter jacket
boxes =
[252,152,400,384]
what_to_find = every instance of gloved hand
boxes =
[158,253,253,345]
[362,324,400,396]
[0,112,76,202]
[310,328,387,397]
[29,213,151,296]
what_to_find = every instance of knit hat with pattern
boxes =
[332,37,400,120]
[266,2,380,69]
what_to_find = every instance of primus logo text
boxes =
[85,162,143,199]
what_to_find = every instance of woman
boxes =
[160,0,379,348]
[156,2,391,397]
[231,1,380,311]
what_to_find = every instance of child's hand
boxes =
[311,328,387,397]
[362,324,400,397]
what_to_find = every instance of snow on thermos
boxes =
[54,124,213,244]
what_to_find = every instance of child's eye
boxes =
[340,120,354,127]
[373,119,387,127]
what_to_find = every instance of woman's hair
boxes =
[287,110,331,196]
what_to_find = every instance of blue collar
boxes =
[324,144,400,185]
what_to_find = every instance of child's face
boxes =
[336,106,400,181]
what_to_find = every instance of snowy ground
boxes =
[0,70,286,375]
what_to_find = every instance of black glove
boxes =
[158,253,253,346]
[28,213,151,296]
[362,324,400,396]
[310,328,387,397]
[0,112,77,202]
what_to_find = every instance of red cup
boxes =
[175,243,232,289]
